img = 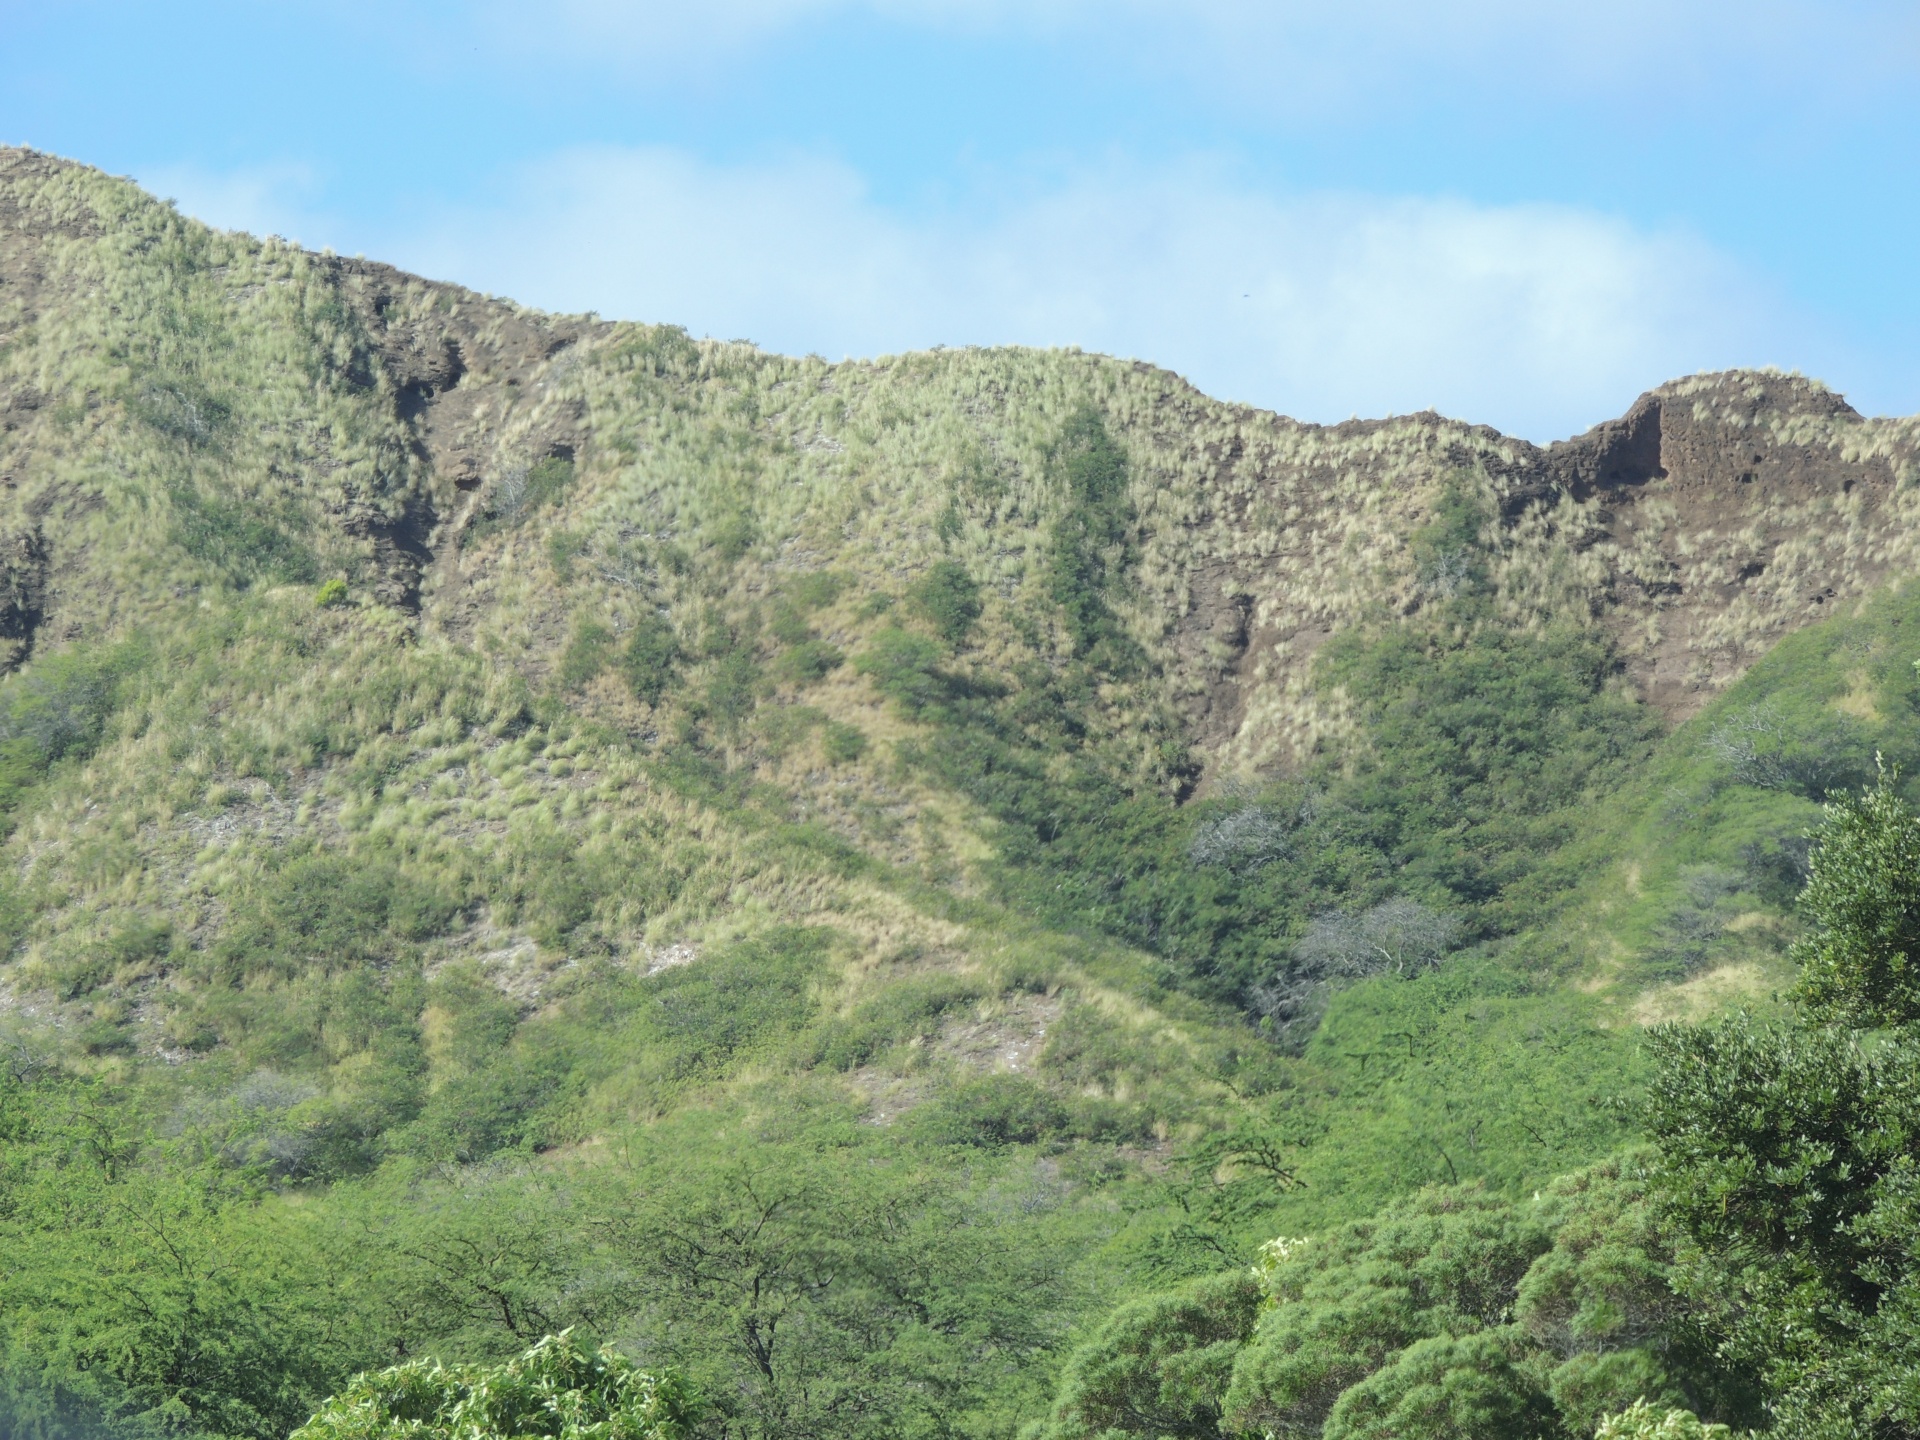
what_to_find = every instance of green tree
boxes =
[1644,1014,1920,1436]
[1319,1332,1555,1440]
[909,561,982,647]
[0,1082,374,1440]
[1036,1270,1261,1440]
[1222,1188,1550,1438]
[1050,1162,1742,1440]
[1791,767,1920,1026]
[1640,771,1920,1435]
[584,1135,1079,1440]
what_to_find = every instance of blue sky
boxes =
[4,1,1917,439]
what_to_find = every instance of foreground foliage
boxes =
[291,1333,693,1440]
[1041,1157,1750,1440]
[1041,772,1920,1439]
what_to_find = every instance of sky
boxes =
[3,1,1917,440]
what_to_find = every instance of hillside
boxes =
[1,145,1916,1439]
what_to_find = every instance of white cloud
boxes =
[371,145,1794,440]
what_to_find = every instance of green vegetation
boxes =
[0,1067,1105,1440]
[172,485,318,587]
[6,151,1920,1439]
[1595,1403,1733,1440]
[1042,1156,1749,1440]
[470,456,577,542]
[292,1333,692,1440]
[1634,781,1920,1436]
[909,559,983,646]
[1037,773,1920,1439]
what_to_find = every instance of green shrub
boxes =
[206,848,460,990]
[548,530,589,582]
[1046,409,1139,667]
[1102,1162,1752,1440]
[1320,1332,1555,1440]
[701,650,761,733]
[525,455,575,509]
[804,973,984,1071]
[632,928,831,1081]
[54,918,173,1000]
[171,485,317,586]
[787,571,849,611]
[402,1043,580,1162]
[134,377,232,448]
[291,1331,694,1440]
[906,1074,1071,1148]
[708,510,757,562]
[855,628,952,714]
[559,621,617,691]
[621,615,681,705]
[1595,1401,1732,1439]
[909,560,982,646]
[822,720,867,764]
[314,578,348,608]
[776,639,843,685]
[1315,620,1659,926]
[0,642,143,821]
[768,602,812,647]
[1791,768,1920,1026]
[1038,1270,1262,1440]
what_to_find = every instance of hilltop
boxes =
[1,145,1917,1439]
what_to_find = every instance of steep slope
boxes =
[3,138,1911,1173]
[1,145,1917,1439]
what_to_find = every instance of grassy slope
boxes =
[0,152,1914,1434]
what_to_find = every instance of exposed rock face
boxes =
[0,147,603,627]
[325,255,594,506]
[1152,372,1918,776]
[1540,378,1906,717]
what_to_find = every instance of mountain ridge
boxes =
[5,144,1909,781]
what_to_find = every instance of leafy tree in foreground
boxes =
[1034,1270,1261,1440]
[1318,1331,1555,1440]
[1645,770,1920,1437]
[1791,763,1920,1026]
[291,1331,694,1440]
[1046,1159,1742,1440]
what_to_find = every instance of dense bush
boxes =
[291,1332,694,1440]
[1048,1160,1749,1440]
[1036,1270,1262,1440]
[0,641,144,819]
[170,485,317,587]
[1643,806,1920,1440]
[908,559,982,646]
[1790,768,1920,1026]
[622,614,682,704]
